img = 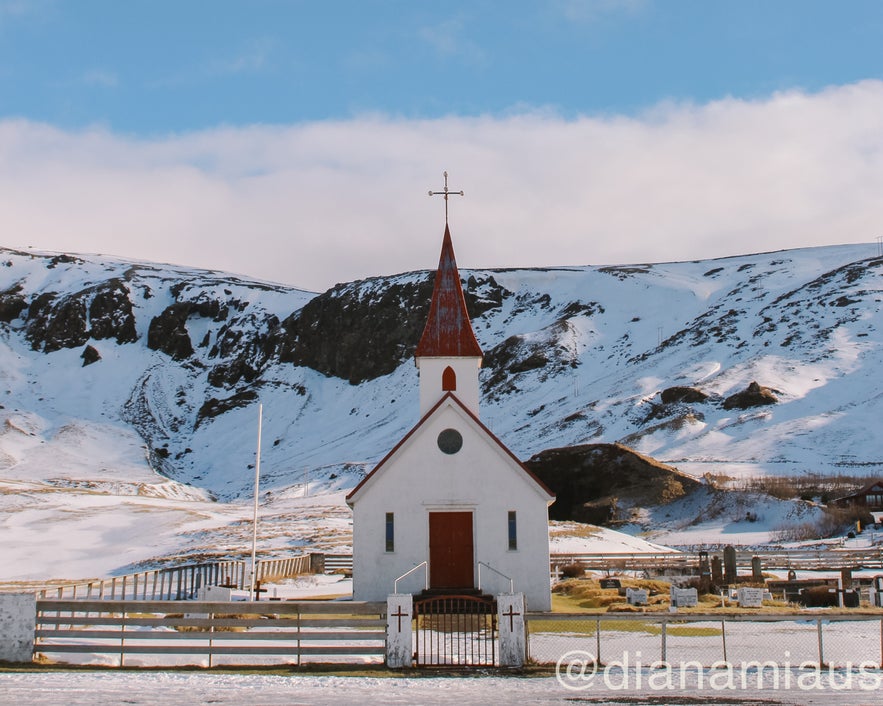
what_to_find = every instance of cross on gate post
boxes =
[502,603,520,632]
[428,171,464,224]
[392,604,409,632]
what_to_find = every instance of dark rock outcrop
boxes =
[197,390,259,426]
[0,286,27,323]
[148,303,195,360]
[524,443,701,525]
[81,344,101,366]
[723,381,778,410]
[89,280,138,344]
[26,292,89,352]
[661,386,708,404]
[274,273,509,384]
[22,280,138,352]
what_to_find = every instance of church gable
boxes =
[346,392,553,507]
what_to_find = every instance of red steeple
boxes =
[415,225,483,358]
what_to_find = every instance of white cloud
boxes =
[1,81,882,292]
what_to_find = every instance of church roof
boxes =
[346,391,555,506]
[415,224,483,359]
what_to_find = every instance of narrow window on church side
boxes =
[442,366,457,391]
[508,510,517,550]
[385,512,395,552]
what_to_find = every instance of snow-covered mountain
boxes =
[1,242,881,579]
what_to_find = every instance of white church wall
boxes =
[351,400,552,611]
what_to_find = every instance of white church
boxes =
[346,220,555,611]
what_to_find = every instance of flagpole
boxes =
[250,403,263,600]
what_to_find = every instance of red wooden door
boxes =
[429,511,474,589]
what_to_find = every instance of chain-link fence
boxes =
[528,613,883,669]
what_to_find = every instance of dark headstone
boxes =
[724,545,737,584]
[599,578,622,590]
[751,556,763,581]
[711,556,723,585]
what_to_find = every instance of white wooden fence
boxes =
[35,599,386,667]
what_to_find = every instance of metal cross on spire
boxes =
[428,171,464,224]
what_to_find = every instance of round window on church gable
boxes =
[437,428,463,455]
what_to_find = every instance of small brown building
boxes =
[834,481,883,509]
[833,481,883,523]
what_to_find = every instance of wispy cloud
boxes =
[0,0,51,26]
[150,38,275,88]
[208,37,275,75]
[1,81,882,292]
[79,68,118,88]
[417,17,487,66]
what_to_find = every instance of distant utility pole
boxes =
[876,236,883,258]
[658,326,663,347]
[249,404,263,601]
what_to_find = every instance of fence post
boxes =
[661,620,667,664]
[0,594,36,664]
[119,605,126,668]
[309,553,326,574]
[596,617,601,664]
[386,594,413,668]
[497,593,526,667]
[721,620,728,663]
[817,618,824,667]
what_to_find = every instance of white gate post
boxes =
[0,593,36,664]
[497,592,526,667]
[386,594,413,668]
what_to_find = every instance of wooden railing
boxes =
[35,561,248,601]
[33,555,314,601]
[324,554,354,573]
[34,599,386,667]
[254,555,311,583]
[549,547,883,573]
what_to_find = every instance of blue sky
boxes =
[1,1,883,290]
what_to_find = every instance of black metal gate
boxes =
[413,594,497,667]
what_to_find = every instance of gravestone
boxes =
[670,587,698,608]
[737,587,764,608]
[751,557,763,581]
[723,546,737,584]
[186,585,234,620]
[626,587,649,606]
[599,578,621,589]
[711,556,723,585]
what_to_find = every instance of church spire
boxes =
[415,224,483,359]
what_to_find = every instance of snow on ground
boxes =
[548,522,677,554]
[0,671,876,705]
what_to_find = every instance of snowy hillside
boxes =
[1,242,881,580]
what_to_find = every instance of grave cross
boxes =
[391,605,410,632]
[428,171,464,224]
[502,604,521,632]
